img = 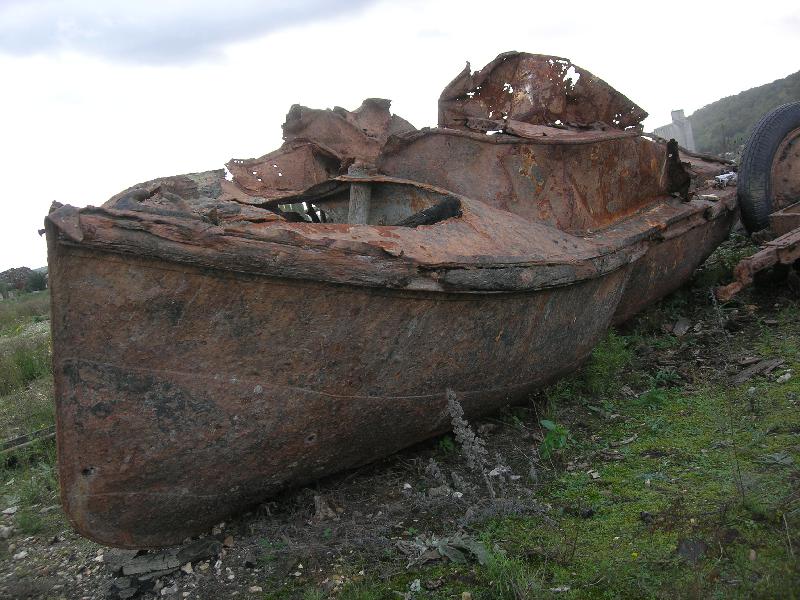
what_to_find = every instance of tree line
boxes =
[689,70,800,156]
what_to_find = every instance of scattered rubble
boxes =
[730,358,785,385]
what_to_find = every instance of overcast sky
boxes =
[1,0,798,271]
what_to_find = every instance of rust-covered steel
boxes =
[769,201,800,237]
[716,225,800,301]
[438,52,647,131]
[46,52,738,548]
[771,126,800,213]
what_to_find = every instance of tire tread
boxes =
[738,101,800,233]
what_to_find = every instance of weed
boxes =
[694,232,758,287]
[301,589,325,600]
[481,550,543,600]
[0,438,60,537]
[584,331,632,396]
[337,581,386,600]
[424,458,447,485]
[643,413,669,433]
[0,377,55,439]
[14,509,44,535]
[2,457,59,506]
[538,419,572,459]
[543,377,580,406]
[13,343,50,384]
[436,435,456,454]
[447,390,494,497]
[635,388,669,409]
[255,536,290,569]
[543,330,633,407]
[651,367,681,388]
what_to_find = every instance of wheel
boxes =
[737,101,800,233]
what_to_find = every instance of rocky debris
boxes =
[730,357,785,385]
[714,172,738,188]
[672,318,692,337]
[0,526,116,600]
[427,484,452,498]
[312,495,338,521]
[758,451,795,467]
[103,539,222,598]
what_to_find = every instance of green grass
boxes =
[0,377,55,440]
[481,378,800,598]
[0,291,50,335]
[0,333,51,396]
[583,331,633,397]
[0,290,61,540]
[544,331,633,414]
[324,293,800,599]
[0,434,60,537]
[691,232,758,289]
[0,291,51,395]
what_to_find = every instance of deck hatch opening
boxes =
[276,181,462,227]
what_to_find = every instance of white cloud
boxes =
[0,0,378,64]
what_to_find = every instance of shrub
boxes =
[25,271,47,292]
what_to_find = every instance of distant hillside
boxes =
[689,70,800,156]
[0,267,34,289]
[0,267,47,296]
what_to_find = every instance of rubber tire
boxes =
[738,101,800,233]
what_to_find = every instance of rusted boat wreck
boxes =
[46,53,738,548]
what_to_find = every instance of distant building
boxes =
[653,109,696,152]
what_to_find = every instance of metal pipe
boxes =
[347,163,371,224]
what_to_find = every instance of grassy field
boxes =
[322,302,800,600]
[0,291,59,538]
[0,244,798,599]
[291,239,800,600]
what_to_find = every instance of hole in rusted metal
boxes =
[564,66,580,88]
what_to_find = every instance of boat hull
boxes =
[49,243,630,547]
[612,206,738,324]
